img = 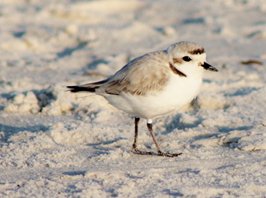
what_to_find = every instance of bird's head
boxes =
[167,41,218,77]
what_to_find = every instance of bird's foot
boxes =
[132,148,182,157]
[157,150,182,157]
[132,148,154,156]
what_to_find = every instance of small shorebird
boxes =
[67,41,218,157]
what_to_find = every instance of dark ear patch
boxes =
[173,58,182,64]
[189,48,205,55]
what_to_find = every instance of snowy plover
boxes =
[68,41,218,157]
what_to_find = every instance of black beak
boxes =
[201,62,218,72]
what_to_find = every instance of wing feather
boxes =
[72,50,171,96]
[100,51,170,95]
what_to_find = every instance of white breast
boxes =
[104,73,203,119]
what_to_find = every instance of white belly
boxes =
[104,75,202,119]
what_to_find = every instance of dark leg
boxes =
[132,118,153,155]
[131,119,182,157]
[147,123,162,153]
[147,123,182,157]
[132,117,140,150]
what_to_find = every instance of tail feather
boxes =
[67,85,97,93]
[67,79,109,93]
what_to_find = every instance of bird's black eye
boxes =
[182,56,192,62]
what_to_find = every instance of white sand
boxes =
[0,0,266,197]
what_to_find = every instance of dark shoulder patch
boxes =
[169,63,187,77]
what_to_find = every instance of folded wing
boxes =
[67,51,170,96]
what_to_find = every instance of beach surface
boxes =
[0,0,266,197]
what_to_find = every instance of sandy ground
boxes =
[0,0,266,197]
